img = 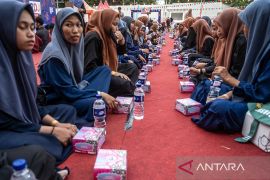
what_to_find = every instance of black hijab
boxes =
[0,0,40,124]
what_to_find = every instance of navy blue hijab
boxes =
[0,0,40,124]
[238,0,270,82]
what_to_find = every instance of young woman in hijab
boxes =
[84,9,139,98]
[148,22,160,45]
[201,16,212,27]
[184,9,193,19]
[121,16,147,67]
[117,20,144,69]
[189,19,214,57]
[182,17,196,51]
[138,16,149,33]
[177,23,188,39]
[39,8,116,125]
[191,0,270,133]
[190,8,247,105]
[0,0,77,165]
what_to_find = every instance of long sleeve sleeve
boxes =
[0,110,41,132]
[229,34,247,79]
[183,28,196,50]
[39,59,97,102]
[201,38,214,57]
[84,32,104,73]
[233,60,270,103]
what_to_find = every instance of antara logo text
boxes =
[178,160,245,175]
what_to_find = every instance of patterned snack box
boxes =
[93,149,127,180]
[72,127,105,154]
[179,81,195,93]
[175,98,202,115]
[114,97,133,114]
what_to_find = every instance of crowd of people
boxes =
[0,0,269,179]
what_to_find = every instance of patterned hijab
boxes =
[214,8,243,69]
[87,9,119,71]
[0,0,40,124]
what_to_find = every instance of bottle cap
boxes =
[96,94,102,99]
[136,82,142,87]
[12,159,26,171]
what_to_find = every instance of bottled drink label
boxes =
[134,95,144,103]
[213,80,222,87]
[94,108,105,118]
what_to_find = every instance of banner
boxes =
[19,0,56,25]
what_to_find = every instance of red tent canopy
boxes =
[103,0,110,9]
[97,0,105,10]
[83,0,95,15]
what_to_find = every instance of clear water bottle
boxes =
[11,159,36,180]
[93,94,106,128]
[192,60,199,67]
[148,54,153,65]
[133,83,145,120]
[207,75,223,102]
[183,66,190,81]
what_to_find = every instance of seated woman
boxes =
[0,1,77,164]
[138,16,149,33]
[39,8,117,124]
[190,8,247,104]
[187,19,214,62]
[117,19,144,69]
[84,9,139,98]
[122,16,148,63]
[181,17,196,50]
[133,20,149,49]
[192,0,270,133]
[177,23,188,40]
[148,23,160,45]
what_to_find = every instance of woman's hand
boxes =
[138,54,147,63]
[217,91,232,100]
[112,71,131,81]
[128,60,134,64]
[141,48,149,54]
[114,30,125,45]
[52,127,75,146]
[195,62,207,69]
[213,66,240,87]
[55,123,78,134]
[100,92,119,109]
[190,67,200,75]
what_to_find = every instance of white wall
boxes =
[111,2,230,22]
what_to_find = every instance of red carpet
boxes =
[33,36,267,180]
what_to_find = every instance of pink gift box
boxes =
[93,149,127,180]
[146,64,153,72]
[175,98,202,115]
[179,81,195,93]
[113,97,134,114]
[153,58,160,65]
[72,127,105,154]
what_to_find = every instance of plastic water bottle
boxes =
[207,75,223,102]
[138,72,146,85]
[11,159,36,180]
[183,66,190,81]
[133,83,145,120]
[93,94,106,128]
